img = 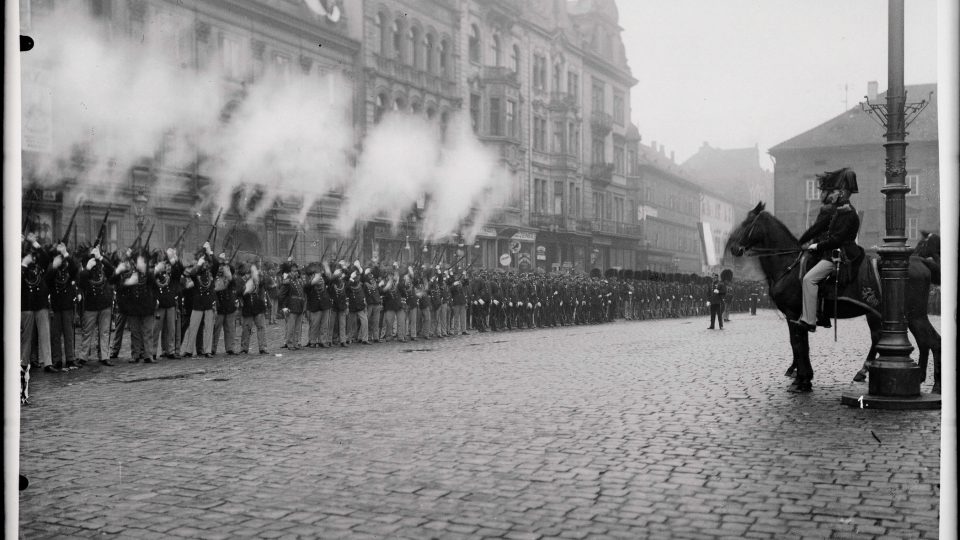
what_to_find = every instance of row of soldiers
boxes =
[21,228,769,378]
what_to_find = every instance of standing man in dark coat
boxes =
[239,263,269,354]
[793,168,861,332]
[21,234,56,374]
[114,251,157,363]
[212,254,239,355]
[152,249,184,360]
[278,260,306,350]
[48,242,80,370]
[181,242,218,358]
[707,273,726,330]
[346,265,369,344]
[77,245,115,365]
[364,267,383,343]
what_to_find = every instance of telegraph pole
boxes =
[843,0,938,409]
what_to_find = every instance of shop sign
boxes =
[499,253,512,266]
[511,231,536,242]
[536,245,546,261]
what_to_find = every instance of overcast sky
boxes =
[617,0,939,169]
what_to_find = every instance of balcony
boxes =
[590,110,614,134]
[549,153,580,171]
[530,213,564,230]
[480,66,520,86]
[373,54,457,96]
[547,92,578,111]
[587,162,615,184]
[590,219,644,238]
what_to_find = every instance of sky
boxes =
[617,0,939,169]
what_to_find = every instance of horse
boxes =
[727,202,941,393]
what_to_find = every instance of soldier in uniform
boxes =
[707,273,726,330]
[152,249,184,360]
[380,269,401,342]
[303,264,326,348]
[212,253,239,355]
[181,242,218,358]
[77,244,115,366]
[239,263,269,354]
[278,260,306,350]
[449,272,468,336]
[21,234,56,375]
[48,242,80,370]
[346,263,369,344]
[113,250,157,363]
[364,266,383,343]
[328,263,349,347]
[793,168,861,332]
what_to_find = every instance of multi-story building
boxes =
[698,189,736,272]
[769,83,939,253]
[21,0,362,262]
[633,141,702,274]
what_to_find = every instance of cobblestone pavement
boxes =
[19,310,942,539]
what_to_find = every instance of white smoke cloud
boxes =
[23,5,513,252]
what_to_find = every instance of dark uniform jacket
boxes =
[449,280,466,306]
[799,203,861,262]
[363,279,382,306]
[186,260,219,311]
[22,253,53,312]
[114,269,156,317]
[708,281,726,304]
[154,261,184,309]
[48,256,79,312]
[278,275,306,314]
[382,284,401,312]
[77,258,115,312]
[328,277,349,312]
[346,279,367,313]
[240,278,268,317]
[305,276,333,312]
[215,273,239,315]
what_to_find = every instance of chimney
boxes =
[867,81,878,101]
[702,141,709,148]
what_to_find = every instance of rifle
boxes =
[129,224,147,251]
[142,222,156,253]
[333,239,345,262]
[347,236,359,261]
[60,203,83,245]
[318,242,330,265]
[204,207,223,245]
[393,243,403,264]
[173,214,196,250]
[287,230,299,260]
[93,205,113,248]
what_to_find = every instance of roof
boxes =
[682,144,769,179]
[636,143,701,191]
[769,83,938,152]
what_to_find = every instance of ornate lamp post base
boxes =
[841,389,941,410]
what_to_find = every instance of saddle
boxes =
[802,246,882,322]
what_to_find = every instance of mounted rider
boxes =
[793,167,861,332]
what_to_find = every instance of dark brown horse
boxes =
[728,202,940,393]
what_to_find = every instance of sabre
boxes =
[60,203,83,245]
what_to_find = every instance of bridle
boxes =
[736,211,802,258]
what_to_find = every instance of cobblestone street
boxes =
[18,310,942,539]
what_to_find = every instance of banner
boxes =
[698,222,718,267]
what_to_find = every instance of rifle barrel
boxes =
[60,203,83,245]
[287,230,299,259]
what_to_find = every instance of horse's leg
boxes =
[788,324,813,392]
[855,314,882,382]
[908,317,928,383]
[786,321,799,378]
[912,315,942,394]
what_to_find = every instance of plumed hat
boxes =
[817,167,859,194]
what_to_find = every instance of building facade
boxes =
[769,83,939,253]
[683,142,774,219]
[23,0,728,276]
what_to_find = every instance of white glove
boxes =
[123,273,139,286]
[808,243,818,251]
[527,303,533,309]
[52,255,63,269]
[282,273,289,280]
[713,289,719,294]
[492,300,499,306]
[203,241,211,252]
[116,262,130,274]
[706,301,711,307]
[86,258,97,270]
[22,254,33,267]
[536,302,541,308]
[508,302,513,307]
[478,299,485,305]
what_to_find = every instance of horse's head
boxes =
[915,231,940,260]
[727,202,768,257]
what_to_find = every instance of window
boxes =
[374,93,388,123]
[534,179,547,213]
[491,34,501,66]
[105,221,119,253]
[533,116,546,151]
[553,121,565,153]
[392,19,404,62]
[613,91,625,125]
[554,181,564,214]
[627,149,636,175]
[568,71,579,101]
[533,54,546,91]
[470,94,481,133]
[614,144,625,174]
[439,39,450,77]
[506,100,517,137]
[615,197,624,222]
[907,217,919,240]
[220,34,243,80]
[569,182,576,217]
[469,24,481,63]
[410,26,421,68]
[512,45,520,73]
[567,121,577,156]
[425,34,435,73]
[593,192,603,220]
[592,79,605,112]
[575,186,581,216]
[552,63,561,93]
[272,53,291,79]
[489,98,501,136]
[805,178,819,200]
[592,136,605,164]
[906,174,920,197]
[376,12,388,56]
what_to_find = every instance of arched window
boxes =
[468,24,481,63]
[511,44,520,73]
[408,26,418,67]
[376,12,387,56]
[374,93,388,123]
[425,33,435,73]
[491,34,501,67]
[411,101,422,114]
[426,107,436,119]
[392,19,404,62]
[394,96,406,111]
[439,39,450,78]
